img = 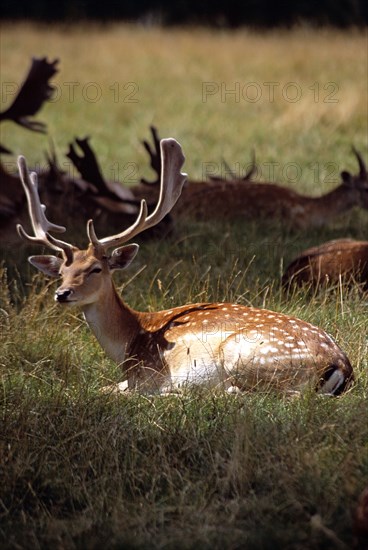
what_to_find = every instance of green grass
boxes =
[1,23,368,549]
[1,24,366,187]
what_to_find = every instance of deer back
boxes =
[282,238,368,290]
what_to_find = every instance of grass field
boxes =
[0,23,367,549]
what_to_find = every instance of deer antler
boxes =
[88,138,187,251]
[66,136,108,193]
[67,136,144,210]
[0,144,12,155]
[141,125,162,186]
[16,156,74,263]
[209,150,256,182]
[0,57,59,132]
[352,146,367,179]
[210,158,238,181]
[242,149,257,181]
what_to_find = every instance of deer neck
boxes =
[305,186,354,227]
[82,281,140,366]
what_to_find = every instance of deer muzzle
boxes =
[55,288,74,303]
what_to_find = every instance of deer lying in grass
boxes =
[282,239,368,292]
[17,140,354,395]
[282,147,368,291]
[138,127,368,230]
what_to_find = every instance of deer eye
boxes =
[89,266,102,276]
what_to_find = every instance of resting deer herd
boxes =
[1,57,367,396]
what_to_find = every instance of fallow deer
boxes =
[281,151,368,291]
[17,140,354,395]
[282,238,368,292]
[139,127,368,230]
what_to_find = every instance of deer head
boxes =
[17,139,187,306]
[340,147,368,208]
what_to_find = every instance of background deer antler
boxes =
[0,57,59,155]
[66,137,108,195]
[141,125,257,185]
[0,57,59,132]
[140,126,162,186]
[66,136,149,211]
[88,138,187,250]
[352,146,367,179]
[209,149,257,182]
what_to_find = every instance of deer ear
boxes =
[29,255,63,277]
[108,244,139,271]
[341,170,352,185]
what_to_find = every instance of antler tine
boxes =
[144,139,186,224]
[87,199,149,249]
[222,158,237,179]
[16,155,74,261]
[243,149,256,181]
[352,146,367,178]
[140,125,162,186]
[90,139,187,250]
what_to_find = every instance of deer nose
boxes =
[55,288,73,302]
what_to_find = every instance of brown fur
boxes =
[283,239,368,291]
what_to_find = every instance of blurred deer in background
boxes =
[282,150,368,291]
[282,238,368,292]
[137,127,368,230]
[17,140,353,395]
[66,126,256,218]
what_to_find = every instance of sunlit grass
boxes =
[1,24,366,190]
